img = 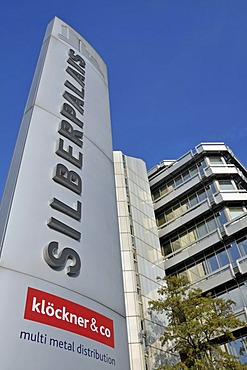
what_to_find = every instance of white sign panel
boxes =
[0,17,130,370]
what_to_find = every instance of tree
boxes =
[149,275,247,370]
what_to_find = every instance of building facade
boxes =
[114,143,247,368]
[113,152,168,370]
[148,142,247,362]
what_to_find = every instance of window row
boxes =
[217,179,240,191]
[223,335,247,364]
[152,161,206,201]
[161,205,247,258]
[161,213,224,257]
[156,179,246,228]
[227,206,247,220]
[151,154,241,202]
[156,184,215,227]
[208,156,225,165]
[176,236,247,283]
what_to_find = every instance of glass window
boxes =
[240,283,247,306]
[207,216,217,232]
[166,209,174,222]
[217,211,228,225]
[180,232,191,247]
[218,180,235,191]
[231,337,247,363]
[182,170,190,182]
[166,181,174,193]
[187,228,197,243]
[197,189,207,202]
[197,261,207,278]
[229,207,245,220]
[197,222,208,238]
[174,175,183,187]
[228,242,241,263]
[180,199,189,213]
[217,249,229,267]
[188,265,202,282]
[198,160,206,171]
[162,242,172,256]
[208,182,216,195]
[190,165,197,177]
[160,184,167,197]
[178,270,190,281]
[189,194,198,207]
[187,262,207,281]
[171,238,181,252]
[207,254,219,273]
[172,203,181,217]
[238,238,247,257]
[209,156,223,165]
[157,214,165,227]
[153,189,160,201]
[228,288,244,310]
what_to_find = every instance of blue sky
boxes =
[1,0,247,199]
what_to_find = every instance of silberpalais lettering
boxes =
[43,49,86,277]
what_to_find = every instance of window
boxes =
[160,184,168,197]
[206,254,219,273]
[217,210,228,225]
[208,182,216,195]
[153,189,160,201]
[198,189,207,202]
[218,180,235,191]
[180,232,191,247]
[174,175,183,187]
[225,336,247,364]
[217,249,229,267]
[189,194,198,207]
[171,238,181,252]
[162,242,172,256]
[188,263,206,282]
[197,221,208,238]
[181,199,189,212]
[187,229,197,243]
[207,216,217,232]
[228,207,245,220]
[228,242,241,263]
[173,203,182,217]
[166,181,174,193]
[182,170,190,182]
[209,156,224,165]
[157,214,165,227]
[238,238,247,257]
[189,165,197,176]
[166,209,173,222]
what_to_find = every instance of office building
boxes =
[114,142,247,368]
[148,142,247,362]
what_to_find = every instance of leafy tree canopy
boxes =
[149,275,247,370]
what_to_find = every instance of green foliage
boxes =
[149,275,247,369]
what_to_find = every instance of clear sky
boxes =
[1,0,247,200]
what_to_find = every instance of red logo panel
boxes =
[24,287,114,348]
